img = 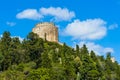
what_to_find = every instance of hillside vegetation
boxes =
[0,31,120,80]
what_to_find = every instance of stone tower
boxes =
[32,22,58,42]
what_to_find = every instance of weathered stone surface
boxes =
[32,22,58,42]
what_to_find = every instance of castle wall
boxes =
[32,22,58,42]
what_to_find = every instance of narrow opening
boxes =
[44,33,47,41]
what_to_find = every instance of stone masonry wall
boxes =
[32,22,58,42]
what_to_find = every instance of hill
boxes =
[0,31,120,80]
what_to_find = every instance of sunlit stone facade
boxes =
[32,22,58,42]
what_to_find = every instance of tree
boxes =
[0,52,4,71]
[76,45,80,56]
[1,31,11,44]
[10,37,20,49]
[87,70,100,80]
[26,68,50,80]
[27,32,39,41]
[1,31,11,52]
[90,51,97,61]
[41,51,51,68]
[23,33,44,62]
[104,52,114,79]
[0,70,25,80]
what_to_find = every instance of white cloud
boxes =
[0,35,2,38]
[16,7,75,21]
[78,41,114,55]
[11,36,24,42]
[0,35,24,42]
[108,24,118,30]
[64,19,107,40]
[40,7,75,21]
[18,36,24,42]
[16,9,43,20]
[6,22,16,26]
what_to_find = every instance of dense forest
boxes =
[0,31,120,80]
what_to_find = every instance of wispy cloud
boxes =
[6,22,16,27]
[64,18,107,40]
[16,7,75,21]
[108,24,118,30]
[78,41,114,55]
[11,36,24,42]
[0,34,24,42]
[17,36,24,42]
[0,35,2,38]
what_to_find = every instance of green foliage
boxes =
[26,68,50,80]
[0,70,24,80]
[41,51,52,68]
[0,31,120,80]
[87,70,100,80]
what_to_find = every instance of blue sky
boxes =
[0,0,120,63]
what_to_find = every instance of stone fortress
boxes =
[32,22,58,42]
[32,22,115,62]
